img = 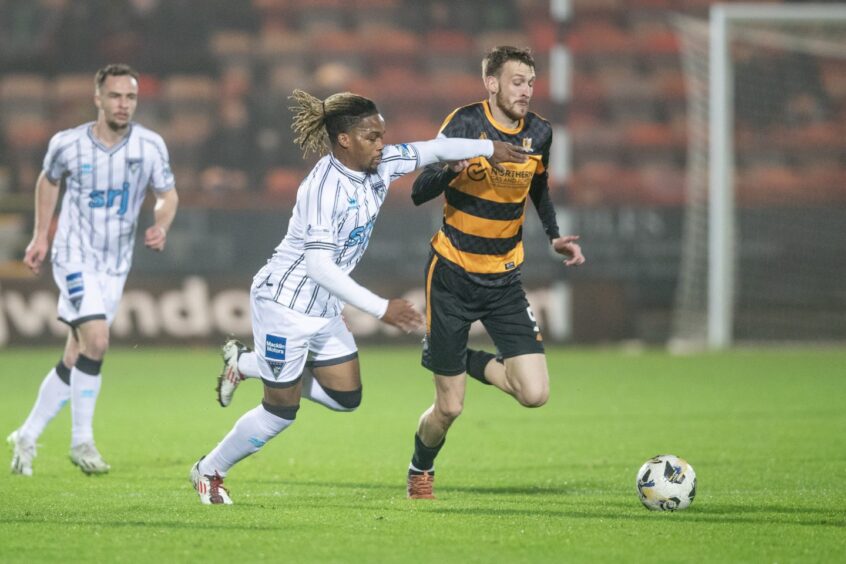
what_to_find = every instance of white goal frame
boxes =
[707,3,846,348]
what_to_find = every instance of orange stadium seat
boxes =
[162,75,217,116]
[0,74,49,118]
[567,20,632,54]
[209,31,255,64]
[425,30,473,54]
[258,28,308,61]
[475,31,532,54]
[357,25,420,62]
[4,116,51,152]
[264,166,302,199]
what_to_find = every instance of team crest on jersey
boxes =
[371,179,386,196]
[399,143,411,158]
[522,138,533,152]
[265,334,287,377]
[66,272,84,310]
[127,158,142,172]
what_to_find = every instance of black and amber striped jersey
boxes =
[414,100,559,286]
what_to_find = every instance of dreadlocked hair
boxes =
[289,89,379,158]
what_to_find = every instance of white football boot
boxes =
[217,339,248,407]
[69,442,111,475]
[190,458,233,505]
[7,430,36,476]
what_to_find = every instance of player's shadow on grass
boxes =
[0,516,286,532]
[253,479,580,497]
[414,506,844,528]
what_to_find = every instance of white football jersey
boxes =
[261,143,421,318]
[43,122,175,276]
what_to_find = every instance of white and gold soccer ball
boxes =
[636,454,697,511]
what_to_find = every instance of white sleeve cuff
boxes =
[305,248,389,318]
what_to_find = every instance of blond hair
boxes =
[289,89,379,158]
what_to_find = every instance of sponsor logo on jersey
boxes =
[80,164,93,174]
[347,196,358,209]
[399,143,411,158]
[127,158,142,173]
[88,182,130,215]
[345,216,377,248]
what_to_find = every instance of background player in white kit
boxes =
[190,89,526,504]
[7,64,179,476]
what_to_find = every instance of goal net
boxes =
[671,5,846,349]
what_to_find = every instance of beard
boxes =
[106,118,130,132]
[495,90,528,122]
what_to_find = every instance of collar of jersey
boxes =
[87,123,133,155]
[482,101,524,135]
[329,154,366,183]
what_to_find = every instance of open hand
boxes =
[23,236,49,275]
[144,225,167,251]
[553,235,585,266]
[381,298,425,334]
[489,141,528,172]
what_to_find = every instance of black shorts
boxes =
[421,253,544,376]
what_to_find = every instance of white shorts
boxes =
[52,264,127,327]
[250,287,358,387]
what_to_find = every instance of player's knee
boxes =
[436,399,464,422]
[517,387,548,408]
[84,334,110,358]
[325,386,362,411]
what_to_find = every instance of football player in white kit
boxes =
[190,89,526,504]
[7,64,179,476]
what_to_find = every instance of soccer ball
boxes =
[636,454,697,511]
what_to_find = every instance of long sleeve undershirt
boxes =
[304,137,496,318]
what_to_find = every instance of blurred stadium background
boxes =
[0,0,844,349]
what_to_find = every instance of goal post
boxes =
[672,3,846,350]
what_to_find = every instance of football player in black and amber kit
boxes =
[406,46,585,499]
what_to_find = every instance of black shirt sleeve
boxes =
[529,170,560,241]
[411,164,459,206]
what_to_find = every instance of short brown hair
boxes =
[482,46,535,78]
[95,63,139,90]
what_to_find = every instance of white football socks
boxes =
[18,369,71,443]
[237,351,261,379]
[70,367,102,447]
[199,404,294,476]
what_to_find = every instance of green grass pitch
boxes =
[1,346,845,563]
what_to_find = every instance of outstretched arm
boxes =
[305,248,424,333]
[23,172,61,275]
[411,138,526,172]
[411,164,459,206]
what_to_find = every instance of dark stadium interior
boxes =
[0,0,844,344]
